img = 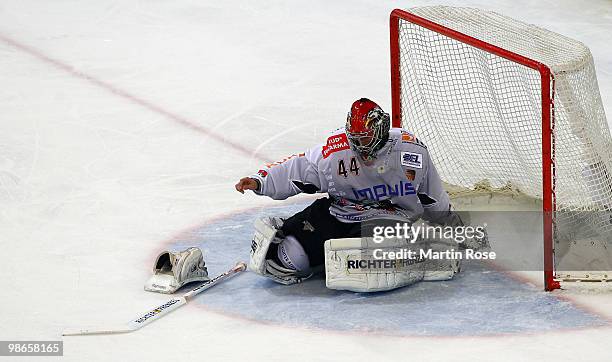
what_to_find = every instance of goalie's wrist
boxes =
[253,178,261,192]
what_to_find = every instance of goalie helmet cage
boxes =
[389,6,612,291]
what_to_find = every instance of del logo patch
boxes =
[401,152,422,169]
[322,134,350,159]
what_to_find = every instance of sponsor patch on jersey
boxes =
[352,181,416,201]
[257,169,268,178]
[401,152,423,169]
[322,133,350,159]
[405,169,415,181]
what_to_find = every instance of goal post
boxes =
[389,6,612,291]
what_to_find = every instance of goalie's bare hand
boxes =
[235,177,258,194]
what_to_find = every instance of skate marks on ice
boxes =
[165,203,607,337]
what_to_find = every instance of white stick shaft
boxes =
[184,262,246,299]
[63,262,247,336]
[62,326,135,336]
[127,297,187,330]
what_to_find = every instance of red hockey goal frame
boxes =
[389,9,559,290]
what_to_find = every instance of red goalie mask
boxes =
[345,98,390,158]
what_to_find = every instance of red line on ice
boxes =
[0,33,272,163]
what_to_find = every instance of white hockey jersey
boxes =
[250,128,452,224]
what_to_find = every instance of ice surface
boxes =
[1,0,612,361]
[172,202,606,336]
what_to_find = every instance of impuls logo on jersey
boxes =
[371,222,487,244]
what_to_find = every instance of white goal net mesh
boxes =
[395,6,612,282]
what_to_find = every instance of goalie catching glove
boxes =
[144,247,210,294]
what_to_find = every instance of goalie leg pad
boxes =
[249,217,312,285]
[249,216,285,275]
[324,238,425,292]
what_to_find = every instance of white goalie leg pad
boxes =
[249,216,285,275]
[249,217,312,285]
[144,247,209,294]
[324,238,424,293]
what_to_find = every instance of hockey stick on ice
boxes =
[63,261,247,336]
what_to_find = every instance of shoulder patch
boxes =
[322,133,350,159]
[400,130,426,148]
[401,131,416,143]
[401,151,423,169]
